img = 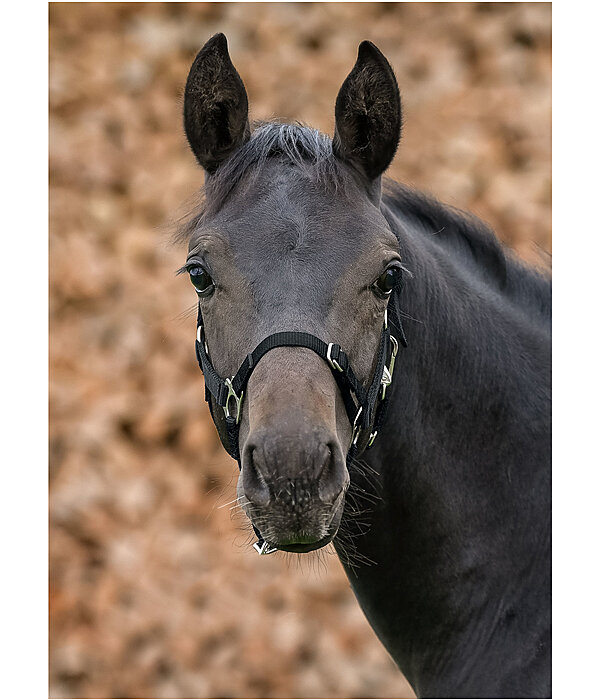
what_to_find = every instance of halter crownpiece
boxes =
[194,271,407,554]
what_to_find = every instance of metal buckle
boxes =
[388,335,399,377]
[327,343,343,372]
[224,377,244,424]
[352,406,363,446]
[380,367,392,400]
[196,325,209,355]
[253,540,278,555]
[381,335,399,400]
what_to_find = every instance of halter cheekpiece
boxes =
[194,271,407,555]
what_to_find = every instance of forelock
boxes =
[174,122,356,243]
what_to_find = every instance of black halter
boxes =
[194,271,407,554]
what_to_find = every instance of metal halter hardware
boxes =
[253,540,278,555]
[327,343,344,372]
[193,274,407,555]
[381,335,399,401]
[196,325,209,354]
[224,378,243,424]
[351,406,364,446]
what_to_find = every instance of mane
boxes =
[174,122,351,242]
[381,180,551,320]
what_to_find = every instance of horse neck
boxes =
[337,211,551,696]
[386,212,551,534]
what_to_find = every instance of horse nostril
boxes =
[241,447,271,508]
[317,443,347,505]
[242,434,347,510]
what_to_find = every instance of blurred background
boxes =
[49,3,551,698]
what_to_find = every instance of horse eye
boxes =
[188,266,214,295]
[374,266,400,297]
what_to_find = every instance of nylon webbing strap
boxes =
[196,331,367,411]
[234,332,359,396]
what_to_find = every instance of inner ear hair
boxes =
[333,41,402,182]
[184,33,251,173]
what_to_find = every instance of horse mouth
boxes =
[273,532,336,554]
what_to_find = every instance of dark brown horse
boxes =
[177,34,551,698]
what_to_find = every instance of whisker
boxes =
[171,303,199,325]
[216,495,245,510]
[399,309,424,325]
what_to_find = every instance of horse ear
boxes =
[333,41,402,182]
[184,33,250,173]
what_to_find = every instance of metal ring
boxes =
[224,377,244,424]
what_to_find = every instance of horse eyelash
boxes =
[175,262,205,276]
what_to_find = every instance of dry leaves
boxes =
[49,3,550,698]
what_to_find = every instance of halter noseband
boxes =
[194,272,407,554]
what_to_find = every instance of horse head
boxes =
[181,34,403,553]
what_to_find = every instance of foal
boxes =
[178,34,551,698]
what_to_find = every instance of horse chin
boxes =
[251,497,345,554]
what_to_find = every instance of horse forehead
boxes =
[219,172,377,266]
